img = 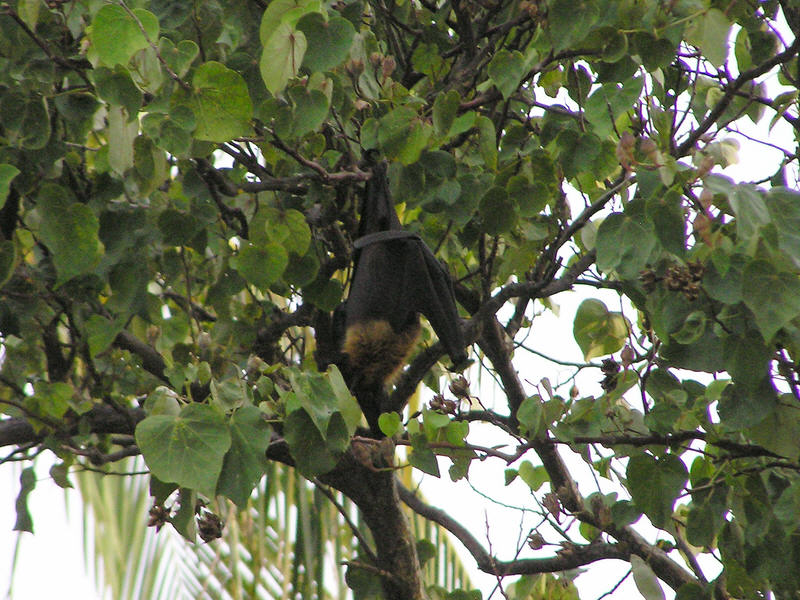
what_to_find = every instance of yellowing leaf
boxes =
[686,8,731,68]
[189,62,253,142]
[261,23,307,95]
[573,299,629,361]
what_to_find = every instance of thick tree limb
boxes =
[0,404,145,449]
[114,331,170,384]
[317,448,425,600]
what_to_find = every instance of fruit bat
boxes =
[337,158,469,430]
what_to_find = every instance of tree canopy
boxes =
[3,0,800,598]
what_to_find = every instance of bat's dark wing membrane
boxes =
[412,242,469,368]
[357,160,401,237]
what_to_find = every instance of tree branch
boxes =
[398,482,630,575]
[0,404,145,449]
[114,331,170,384]
[676,36,800,157]
[477,314,696,592]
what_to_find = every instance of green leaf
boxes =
[303,277,343,311]
[0,164,20,210]
[646,189,685,257]
[411,43,444,76]
[767,187,800,267]
[289,86,329,138]
[17,0,40,29]
[91,5,160,67]
[231,242,289,291]
[548,0,599,51]
[157,209,203,246]
[517,396,543,438]
[610,500,641,527]
[144,387,181,416]
[286,368,360,439]
[284,408,341,477]
[297,13,355,72]
[630,555,666,600]
[626,453,687,528]
[741,259,800,342]
[554,131,605,179]
[728,184,769,245]
[584,79,644,141]
[378,412,403,437]
[262,207,311,255]
[717,379,776,429]
[476,115,497,171]
[159,38,199,79]
[0,92,51,150]
[189,61,253,142]
[13,467,36,533]
[85,315,125,357]
[409,442,440,477]
[49,462,73,489]
[479,186,517,235]
[135,403,232,498]
[345,561,384,597]
[422,409,451,435]
[37,184,103,285]
[433,90,461,137]
[595,210,657,279]
[488,49,527,100]
[421,150,456,179]
[685,8,731,68]
[29,381,72,420]
[171,488,197,540]
[0,241,15,288]
[259,0,320,44]
[445,421,469,446]
[748,396,800,461]
[378,106,432,166]
[216,406,271,507]
[92,67,142,117]
[261,23,307,95]
[631,33,675,71]
[284,251,319,286]
[573,299,629,361]
[672,311,707,345]
[107,105,138,174]
[518,460,548,491]
[209,378,246,412]
[416,539,436,566]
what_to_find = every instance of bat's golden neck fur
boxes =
[342,319,420,388]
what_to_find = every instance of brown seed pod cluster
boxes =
[639,260,705,301]
[198,511,224,543]
[600,357,620,392]
[429,393,458,414]
[147,504,170,532]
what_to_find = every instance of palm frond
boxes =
[76,457,474,599]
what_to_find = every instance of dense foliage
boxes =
[3,0,800,598]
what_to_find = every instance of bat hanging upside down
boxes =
[336,156,470,430]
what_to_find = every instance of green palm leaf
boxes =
[76,459,473,599]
